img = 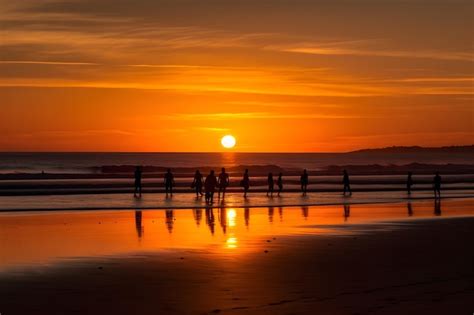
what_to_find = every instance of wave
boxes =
[1,163,474,177]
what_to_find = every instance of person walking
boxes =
[267,172,274,197]
[241,169,250,198]
[300,169,309,196]
[205,170,218,204]
[218,168,230,199]
[192,170,203,197]
[343,170,352,196]
[433,171,441,199]
[407,171,414,195]
[277,172,283,196]
[134,166,143,198]
[164,168,174,197]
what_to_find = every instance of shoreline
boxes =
[0,196,474,214]
[2,186,473,197]
[1,172,473,197]
[1,192,473,212]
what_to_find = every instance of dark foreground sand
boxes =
[1,218,473,315]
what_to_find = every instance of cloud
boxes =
[0,61,99,66]
[12,129,136,138]
[195,127,231,132]
[161,112,364,121]
[385,77,474,83]
[268,43,474,62]
[1,0,473,100]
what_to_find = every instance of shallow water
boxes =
[0,199,472,272]
[0,190,473,211]
[2,152,472,174]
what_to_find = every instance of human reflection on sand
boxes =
[434,199,442,216]
[343,204,351,222]
[0,199,470,271]
[165,209,174,233]
[135,210,143,239]
[193,208,203,226]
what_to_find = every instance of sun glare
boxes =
[221,135,236,149]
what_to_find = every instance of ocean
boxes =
[0,151,473,209]
[0,151,472,174]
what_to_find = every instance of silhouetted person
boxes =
[218,168,230,200]
[434,198,441,216]
[343,204,350,222]
[267,172,274,197]
[407,202,413,216]
[241,169,250,198]
[301,169,309,196]
[164,169,174,197]
[192,170,203,198]
[277,173,283,196]
[134,166,143,198]
[433,172,441,199]
[205,170,217,204]
[343,170,352,196]
[135,210,143,238]
[407,171,414,195]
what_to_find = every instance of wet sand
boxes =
[1,190,474,212]
[1,201,473,314]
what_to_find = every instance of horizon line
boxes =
[1,144,473,155]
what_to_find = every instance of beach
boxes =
[1,153,473,314]
[0,199,473,314]
[3,0,473,313]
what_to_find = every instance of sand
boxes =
[1,190,473,212]
[1,216,473,315]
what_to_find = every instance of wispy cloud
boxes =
[0,61,99,66]
[195,127,231,132]
[161,112,363,121]
[12,129,136,138]
[384,77,474,83]
[269,43,474,62]
[224,100,345,109]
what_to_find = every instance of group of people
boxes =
[133,167,443,202]
[406,171,442,199]
[191,169,230,203]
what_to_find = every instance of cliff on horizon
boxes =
[348,145,474,155]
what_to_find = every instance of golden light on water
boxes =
[227,209,237,227]
[226,237,238,249]
[225,209,238,249]
[221,135,236,149]
[0,200,471,268]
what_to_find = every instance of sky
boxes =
[0,0,473,152]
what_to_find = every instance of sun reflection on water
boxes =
[227,208,237,227]
[226,236,238,249]
[225,209,238,249]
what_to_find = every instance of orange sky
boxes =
[0,0,473,152]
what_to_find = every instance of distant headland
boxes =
[348,145,474,154]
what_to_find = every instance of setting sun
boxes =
[221,135,236,149]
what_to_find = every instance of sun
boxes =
[221,135,236,149]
